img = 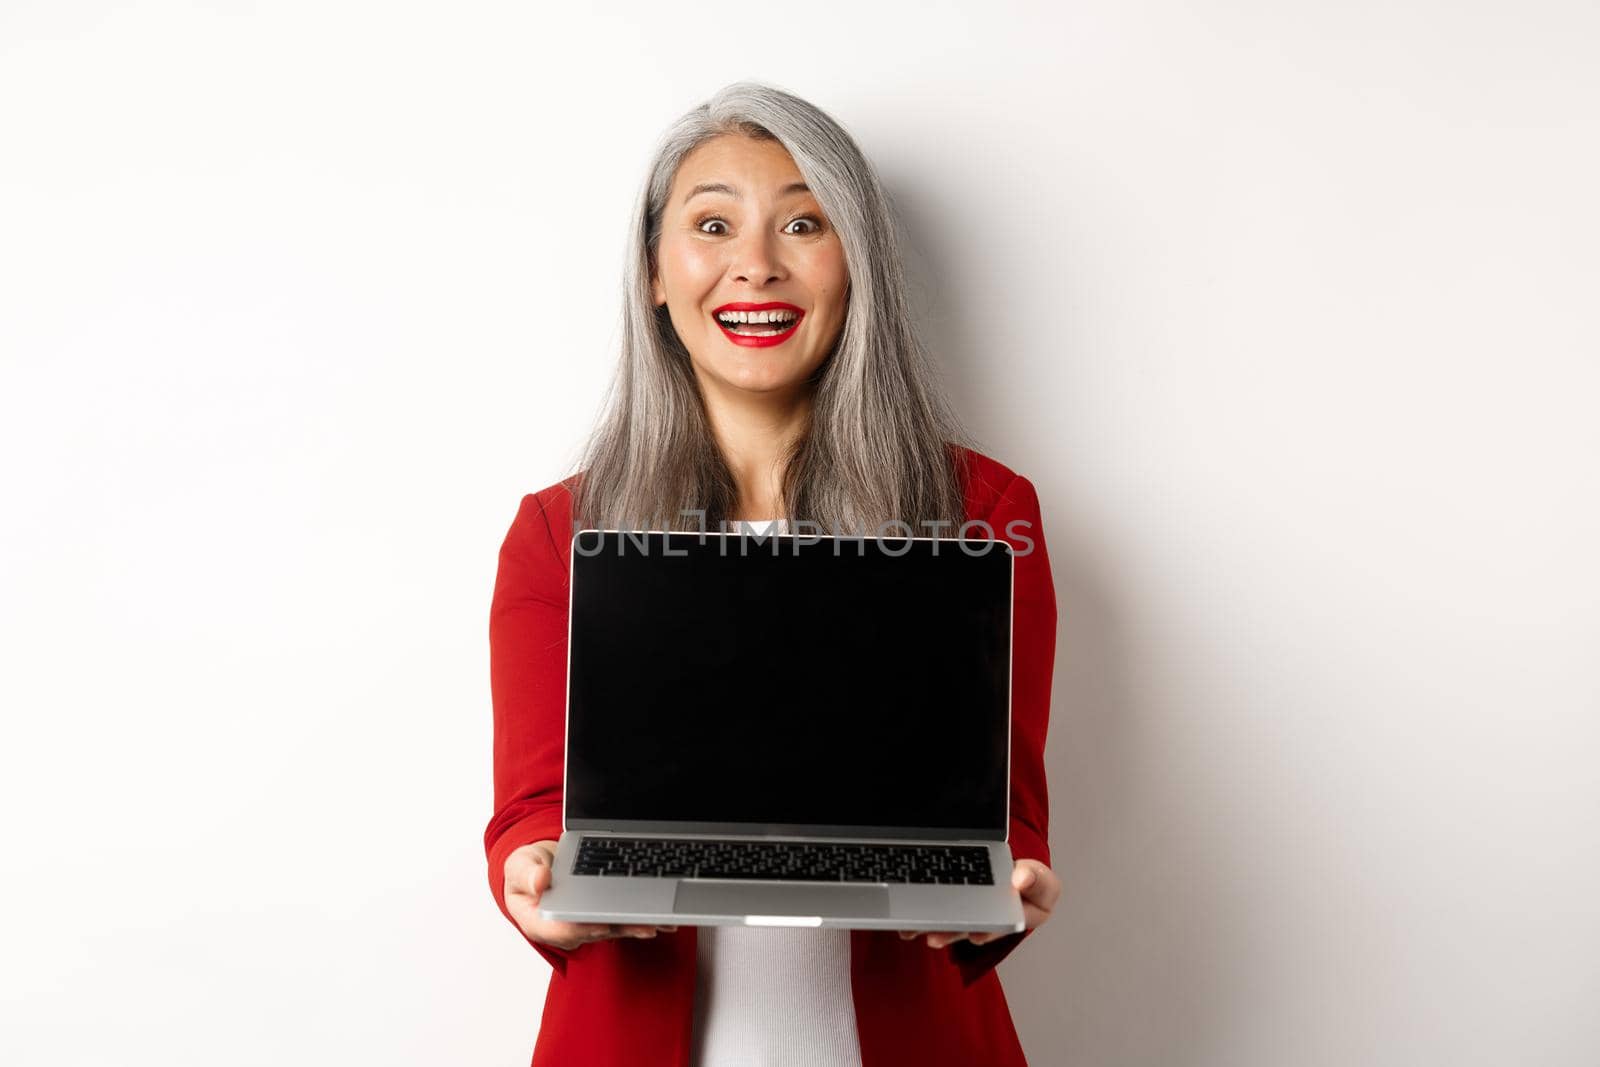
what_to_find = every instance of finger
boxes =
[553,922,613,948]
[507,848,555,899]
[1012,860,1060,905]
[926,932,973,949]
[530,859,551,898]
[505,864,549,906]
[505,895,606,950]
[506,891,664,947]
[505,888,542,937]
[898,930,925,940]
[1012,861,1062,924]
[590,923,622,943]
[1038,866,1063,912]
[553,921,618,949]
[618,924,660,939]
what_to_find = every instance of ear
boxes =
[650,269,666,307]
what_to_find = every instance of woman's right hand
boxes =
[504,840,679,950]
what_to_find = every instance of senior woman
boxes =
[484,81,1063,1066]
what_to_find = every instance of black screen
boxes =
[564,530,1013,839]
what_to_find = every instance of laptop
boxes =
[534,525,1026,934]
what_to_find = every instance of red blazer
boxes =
[485,446,1058,1066]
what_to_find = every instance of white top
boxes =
[690,925,863,1067]
[689,517,864,1067]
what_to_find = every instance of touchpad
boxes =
[673,881,890,918]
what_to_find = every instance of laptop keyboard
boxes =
[572,837,994,885]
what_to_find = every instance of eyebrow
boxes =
[682,181,811,205]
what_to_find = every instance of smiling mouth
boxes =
[712,309,802,338]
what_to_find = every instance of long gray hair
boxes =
[568,80,978,536]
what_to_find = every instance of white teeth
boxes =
[716,309,798,325]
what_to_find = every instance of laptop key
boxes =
[573,836,995,885]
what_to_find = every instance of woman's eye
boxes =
[695,215,822,236]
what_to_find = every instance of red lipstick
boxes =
[710,301,804,348]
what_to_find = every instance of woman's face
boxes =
[651,134,849,403]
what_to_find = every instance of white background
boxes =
[2,2,1596,1064]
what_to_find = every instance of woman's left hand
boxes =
[897,858,1061,949]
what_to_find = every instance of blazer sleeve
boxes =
[483,491,575,977]
[951,473,1058,987]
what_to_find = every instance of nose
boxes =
[729,227,787,286]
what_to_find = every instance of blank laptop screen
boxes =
[563,530,1013,839]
